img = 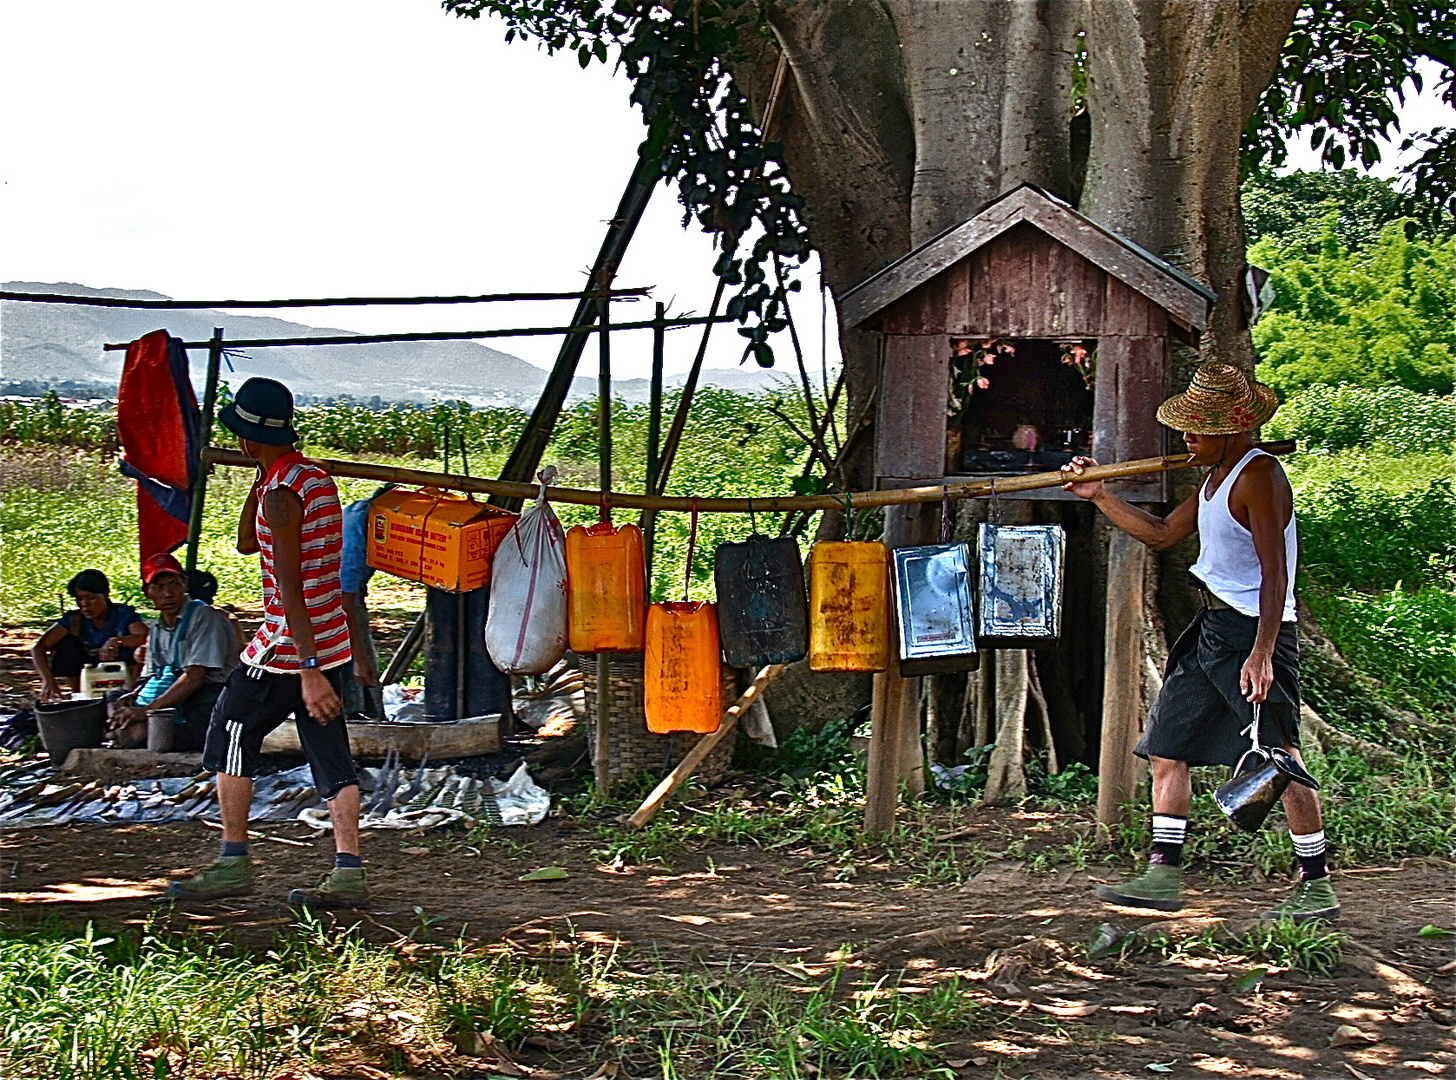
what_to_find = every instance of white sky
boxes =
[1,2,1449,380]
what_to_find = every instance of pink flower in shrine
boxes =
[976,376,991,389]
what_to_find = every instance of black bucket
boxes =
[1214,746,1320,833]
[34,697,107,766]
[714,535,808,668]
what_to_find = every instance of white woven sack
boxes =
[485,468,569,674]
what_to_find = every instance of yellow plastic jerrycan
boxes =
[644,601,723,734]
[808,541,891,672]
[565,521,646,652]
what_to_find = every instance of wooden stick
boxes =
[626,664,786,830]
[103,312,736,351]
[4,286,652,310]
[204,441,1294,515]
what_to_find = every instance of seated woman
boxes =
[109,554,241,751]
[31,569,148,701]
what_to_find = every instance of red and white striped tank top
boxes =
[242,451,352,673]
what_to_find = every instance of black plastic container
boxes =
[714,535,808,668]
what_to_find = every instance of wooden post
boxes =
[642,302,666,590]
[1097,528,1147,826]
[490,151,658,510]
[863,500,934,834]
[184,328,224,573]
[594,299,613,799]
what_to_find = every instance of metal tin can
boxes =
[892,543,978,675]
[976,524,1065,640]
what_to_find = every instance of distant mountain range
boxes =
[0,282,796,407]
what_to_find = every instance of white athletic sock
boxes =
[1152,815,1188,846]
[1291,829,1326,857]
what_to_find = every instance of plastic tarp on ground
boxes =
[0,759,549,832]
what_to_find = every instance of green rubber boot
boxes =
[288,867,368,911]
[165,856,254,901]
[1095,862,1184,912]
[1262,876,1341,923]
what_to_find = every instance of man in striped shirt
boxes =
[166,377,368,909]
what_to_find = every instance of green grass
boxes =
[0,917,997,1080]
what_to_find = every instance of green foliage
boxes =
[1295,474,1454,590]
[741,713,862,780]
[1243,170,1441,251]
[1140,920,1343,975]
[1308,587,1456,714]
[1265,384,1455,453]
[1245,2,1456,222]
[444,0,810,368]
[0,392,117,452]
[1249,220,1455,397]
[1026,761,1098,809]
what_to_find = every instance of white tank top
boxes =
[1189,448,1297,621]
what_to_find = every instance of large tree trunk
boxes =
[1080,0,1298,371]
[734,0,1298,825]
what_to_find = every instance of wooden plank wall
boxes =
[875,224,1171,501]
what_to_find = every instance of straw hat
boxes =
[1156,362,1280,434]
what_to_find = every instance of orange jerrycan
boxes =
[645,601,723,734]
[808,541,891,672]
[565,521,646,652]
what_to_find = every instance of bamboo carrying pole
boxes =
[204,443,1294,513]
[625,664,787,830]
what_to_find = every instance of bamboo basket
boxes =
[576,652,737,786]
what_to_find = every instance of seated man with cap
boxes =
[109,554,240,751]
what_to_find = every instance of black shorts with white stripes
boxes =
[202,663,358,800]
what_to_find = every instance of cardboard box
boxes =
[367,487,517,593]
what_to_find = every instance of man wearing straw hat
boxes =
[164,377,368,910]
[1063,362,1337,922]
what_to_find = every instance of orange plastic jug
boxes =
[565,521,646,652]
[808,541,891,672]
[645,601,723,733]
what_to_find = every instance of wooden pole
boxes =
[205,445,1298,516]
[489,149,661,510]
[863,501,935,835]
[1097,528,1148,828]
[101,312,731,352]
[594,298,614,799]
[625,664,786,829]
[5,286,652,309]
[184,328,225,573]
[643,302,666,591]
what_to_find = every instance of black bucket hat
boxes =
[219,377,298,445]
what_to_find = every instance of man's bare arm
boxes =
[1062,457,1199,551]
[238,479,261,555]
[1232,456,1292,703]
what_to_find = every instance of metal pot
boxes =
[1214,745,1320,833]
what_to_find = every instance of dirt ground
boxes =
[2,630,1453,1078]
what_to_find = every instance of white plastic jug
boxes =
[80,662,131,697]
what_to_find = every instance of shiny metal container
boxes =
[976,524,1065,640]
[892,543,978,675]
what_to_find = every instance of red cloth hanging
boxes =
[117,330,200,562]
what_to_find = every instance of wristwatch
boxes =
[299,656,321,670]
